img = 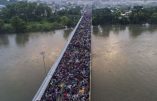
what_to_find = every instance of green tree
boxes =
[0,19,4,30]
[35,3,52,20]
[11,16,26,32]
[93,8,114,25]
[119,16,129,25]
[0,2,81,33]
[0,0,17,5]
[0,2,52,21]
[60,16,72,26]
[150,13,157,24]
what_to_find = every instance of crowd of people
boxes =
[41,8,92,101]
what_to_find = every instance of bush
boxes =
[26,22,42,32]
[26,21,64,32]
[51,22,64,30]
[11,16,27,32]
[1,24,14,33]
[0,19,4,30]
[40,22,52,31]
[60,16,72,27]
[150,13,157,24]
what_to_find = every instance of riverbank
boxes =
[0,21,65,33]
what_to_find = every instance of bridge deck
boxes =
[33,8,92,101]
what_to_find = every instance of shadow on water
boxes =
[129,25,146,37]
[93,25,157,38]
[0,34,9,47]
[93,25,127,37]
[93,26,111,37]
[15,33,29,47]
[92,25,157,101]
[128,25,157,38]
[112,25,126,34]
[63,29,72,39]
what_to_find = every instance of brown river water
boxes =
[92,25,157,101]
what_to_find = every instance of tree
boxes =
[60,16,72,26]
[119,16,129,25]
[11,16,26,32]
[0,2,81,33]
[0,2,52,21]
[150,13,157,24]
[92,8,114,25]
[0,19,4,30]
[35,3,52,20]
[0,0,17,5]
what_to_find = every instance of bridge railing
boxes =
[32,15,84,101]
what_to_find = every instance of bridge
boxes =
[33,7,92,101]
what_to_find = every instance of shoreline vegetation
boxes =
[93,6,157,26]
[0,1,81,33]
[1,2,157,34]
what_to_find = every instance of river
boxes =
[0,29,71,101]
[0,25,157,101]
[92,25,157,101]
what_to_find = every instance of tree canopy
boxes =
[93,6,157,25]
[0,2,52,21]
[0,0,17,5]
[0,1,81,33]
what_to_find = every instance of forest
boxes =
[0,1,81,33]
[93,6,157,25]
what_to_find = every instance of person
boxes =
[41,9,92,101]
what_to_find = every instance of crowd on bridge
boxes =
[41,9,91,101]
